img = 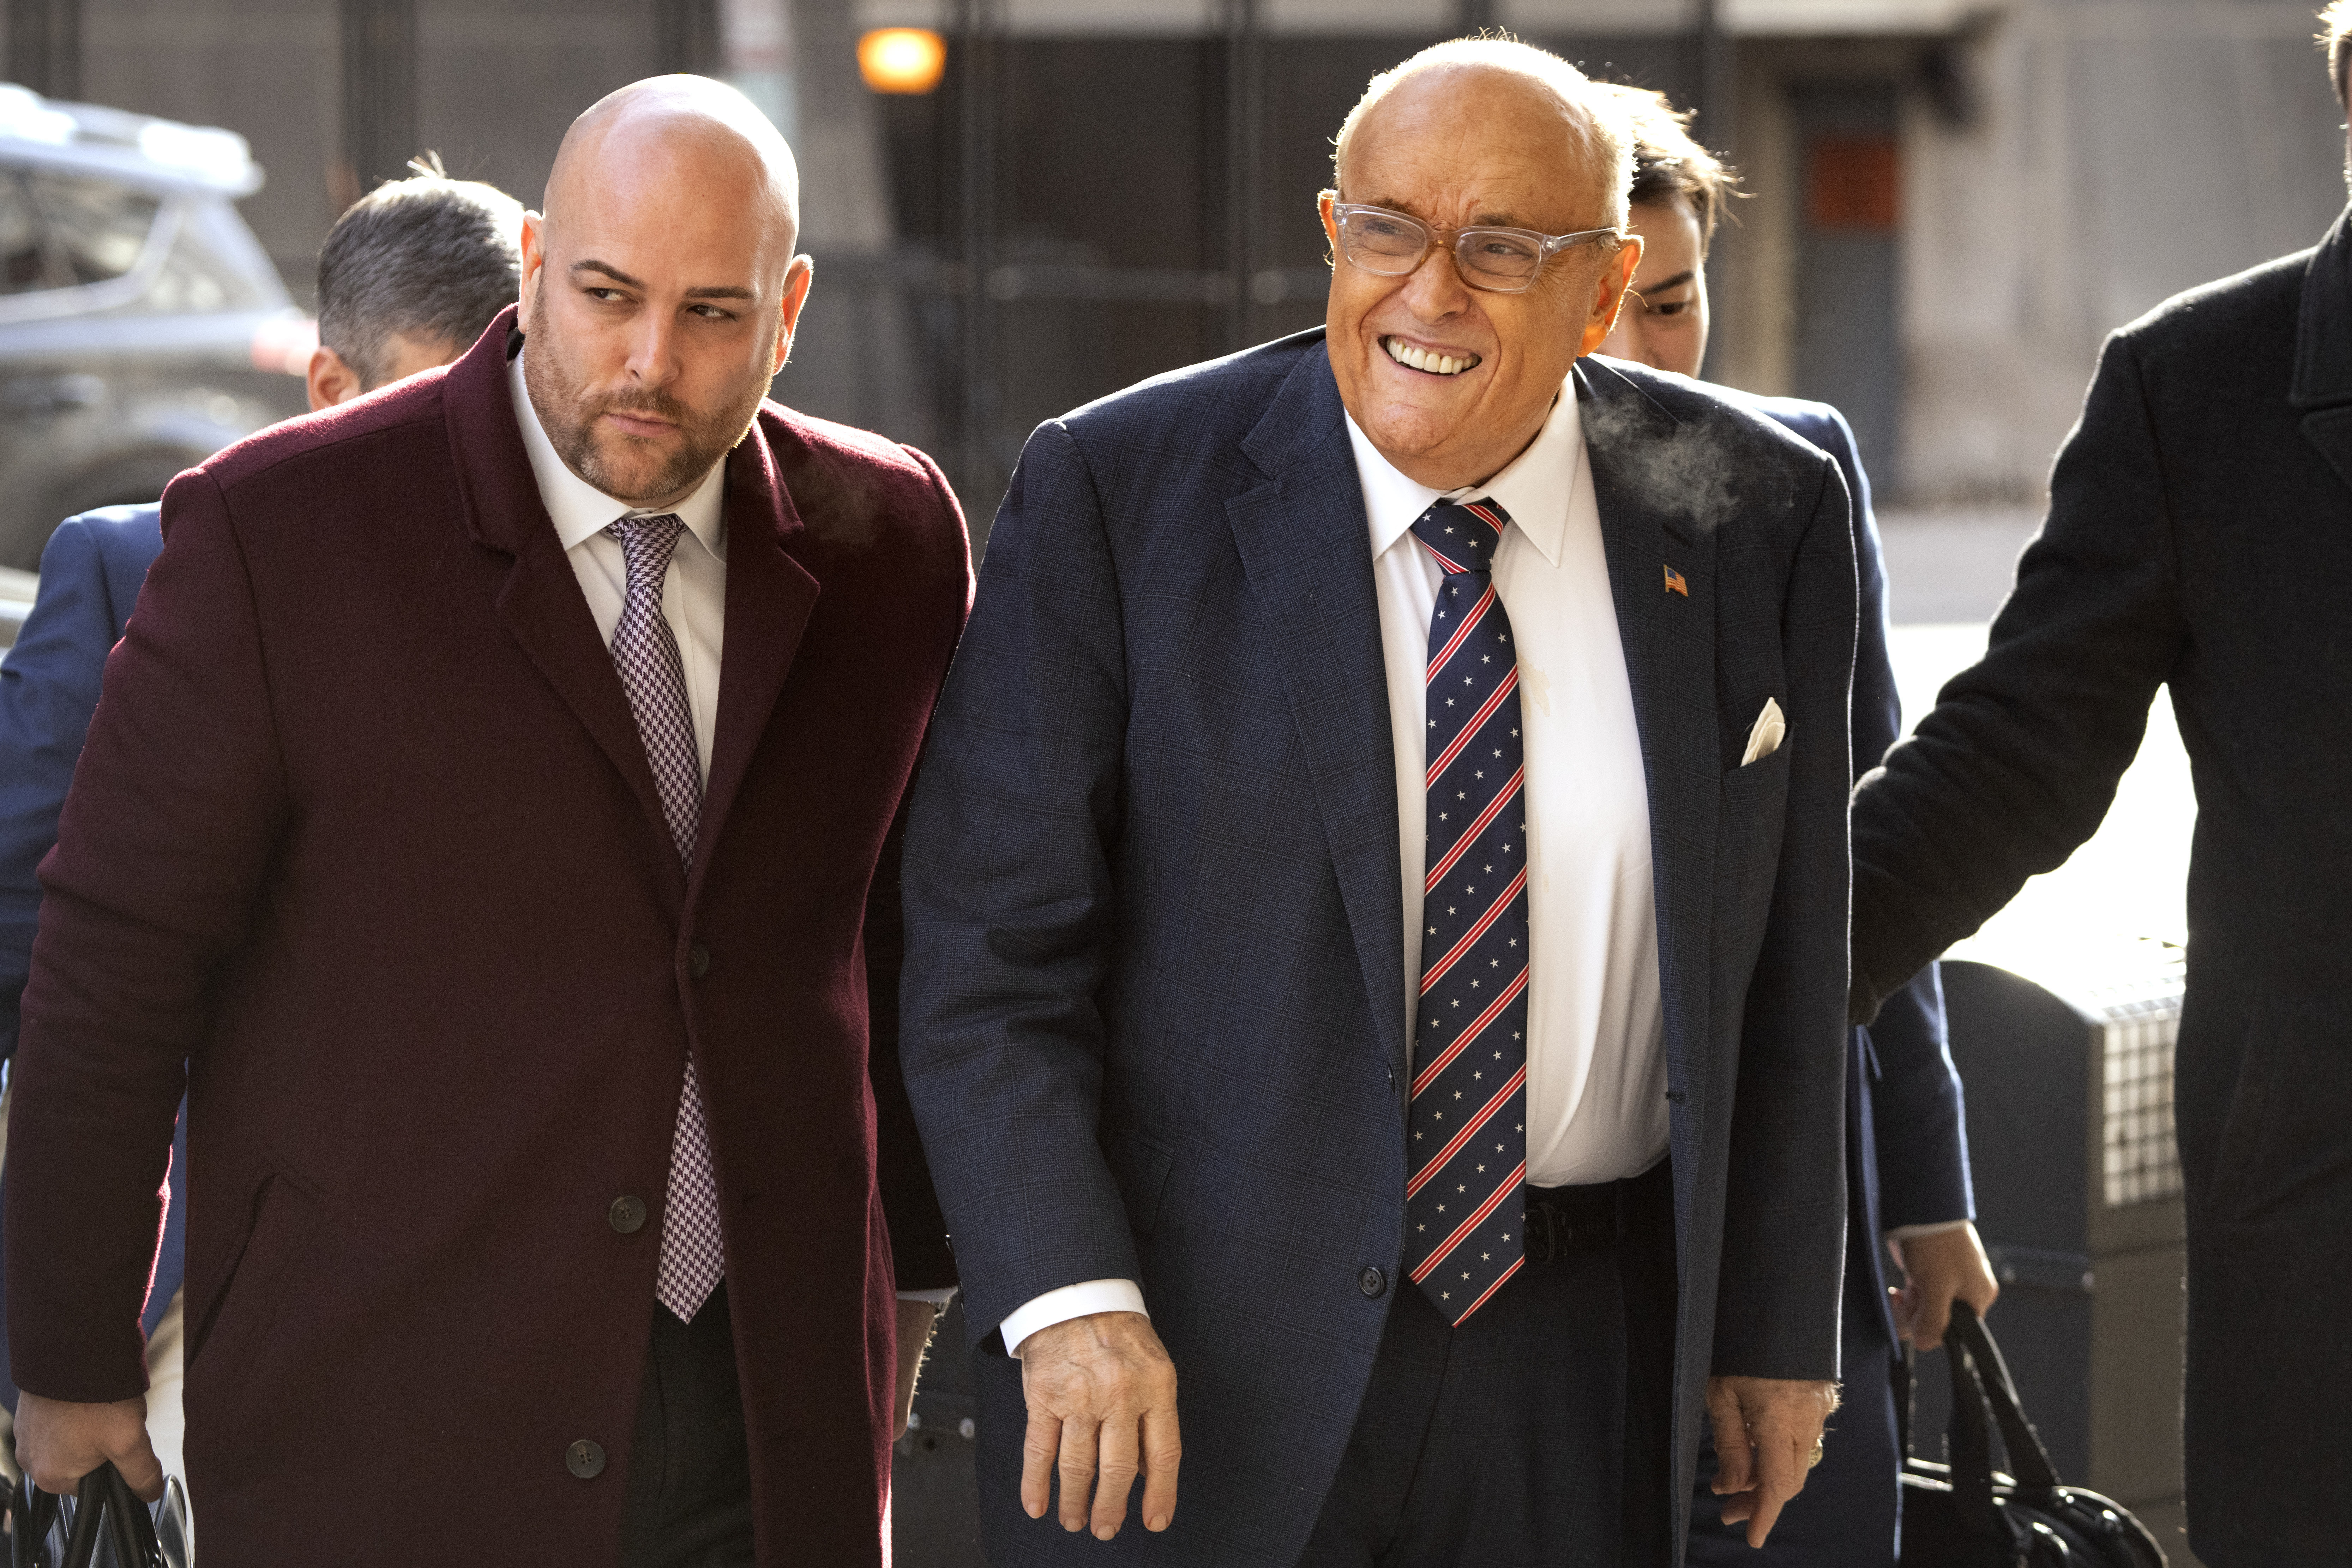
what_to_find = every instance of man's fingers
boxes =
[1019,1408,1061,1520]
[1912,1284,1956,1351]
[1744,1426,1808,1550]
[1745,1486,1790,1550]
[1139,1402,1182,1532]
[1090,1415,1141,1539]
[108,1431,165,1504]
[1889,1282,1919,1342]
[1704,1384,1752,1495]
[1055,1414,1101,1532]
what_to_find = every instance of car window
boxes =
[142,209,270,314]
[0,172,51,293]
[28,172,160,285]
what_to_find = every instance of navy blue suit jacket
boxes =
[1682,394,1974,1567]
[1739,397,1972,1258]
[901,334,1857,1564]
[0,505,181,1368]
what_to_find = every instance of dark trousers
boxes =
[1298,1164,1677,1568]
[619,1284,757,1568]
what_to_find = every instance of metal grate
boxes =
[2084,947,2186,1209]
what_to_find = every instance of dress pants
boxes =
[1298,1164,1677,1568]
[620,1284,757,1568]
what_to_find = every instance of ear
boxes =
[306,346,365,411]
[771,254,815,374]
[517,211,547,320]
[1578,234,1644,358]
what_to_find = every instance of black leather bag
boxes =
[8,1465,189,1568]
[1899,1302,2164,1567]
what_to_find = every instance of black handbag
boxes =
[8,1465,189,1568]
[1898,1302,2165,1567]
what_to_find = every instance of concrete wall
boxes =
[1715,0,2348,504]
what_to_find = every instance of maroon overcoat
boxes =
[2,308,968,1563]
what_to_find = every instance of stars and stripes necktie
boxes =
[1403,497,1531,1327]
[605,512,725,1324]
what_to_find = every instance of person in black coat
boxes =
[1847,20,2352,1565]
[1595,86,1996,1566]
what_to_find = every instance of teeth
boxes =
[1385,337,1476,376]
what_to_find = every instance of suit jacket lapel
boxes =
[694,417,819,890]
[1576,359,1719,1171]
[446,312,683,893]
[1228,346,1411,1085]
[2292,202,2352,489]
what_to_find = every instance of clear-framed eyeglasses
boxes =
[1328,198,1622,294]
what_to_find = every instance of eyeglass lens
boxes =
[1337,209,1549,288]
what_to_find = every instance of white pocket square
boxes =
[1741,698,1786,766]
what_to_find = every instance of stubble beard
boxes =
[524,289,769,507]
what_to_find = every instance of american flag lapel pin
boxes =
[1663,565,1689,597]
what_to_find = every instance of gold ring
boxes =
[1807,1440,1825,1470]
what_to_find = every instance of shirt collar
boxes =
[1345,376,1582,569]
[508,349,727,561]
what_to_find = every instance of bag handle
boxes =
[10,1465,164,1568]
[1946,1300,2063,1494]
[1941,1317,2022,1550]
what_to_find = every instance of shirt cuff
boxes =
[1885,1218,1973,1242]
[897,1288,959,1306]
[997,1279,1148,1359]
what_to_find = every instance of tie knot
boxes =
[606,512,686,594]
[1410,498,1509,576]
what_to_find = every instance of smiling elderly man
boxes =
[4,77,967,1565]
[901,38,1852,1568]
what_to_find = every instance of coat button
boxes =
[566,1439,606,1479]
[1358,1266,1386,1298]
[608,1196,646,1234]
[689,942,710,979]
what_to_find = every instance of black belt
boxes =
[1521,1178,1627,1264]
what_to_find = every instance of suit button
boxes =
[689,942,710,979]
[566,1439,606,1479]
[608,1196,646,1234]
[1358,1266,1386,1298]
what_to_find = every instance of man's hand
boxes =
[895,1298,943,1442]
[14,1391,162,1503]
[1705,1375,1839,1548]
[1888,1222,2000,1351]
[1015,1310,1179,1540]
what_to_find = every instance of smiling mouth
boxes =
[1383,336,1481,377]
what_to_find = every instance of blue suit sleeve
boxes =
[1790,406,1978,1231]
[0,517,142,1061]
[898,421,1141,1342]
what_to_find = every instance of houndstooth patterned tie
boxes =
[606,513,724,1323]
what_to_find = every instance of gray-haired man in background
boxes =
[0,155,523,1495]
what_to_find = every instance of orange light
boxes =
[858,28,947,94]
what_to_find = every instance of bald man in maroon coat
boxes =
[1,79,965,1566]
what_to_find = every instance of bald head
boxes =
[1318,39,1642,491]
[519,75,816,510]
[1334,40,1632,231]
[547,75,801,262]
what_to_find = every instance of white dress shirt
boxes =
[508,352,957,1309]
[998,378,1668,1357]
[509,352,728,781]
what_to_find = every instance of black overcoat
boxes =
[1850,203,2352,1566]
